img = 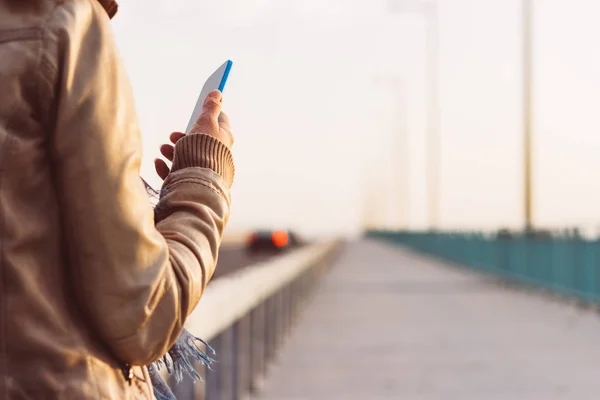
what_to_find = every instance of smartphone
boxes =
[185,60,233,134]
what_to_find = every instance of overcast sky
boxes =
[111,0,600,237]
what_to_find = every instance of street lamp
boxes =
[522,0,534,233]
[387,0,440,231]
[372,75,409,230]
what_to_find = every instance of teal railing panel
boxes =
[367,230,600,305]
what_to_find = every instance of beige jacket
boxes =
[0,0,234,398]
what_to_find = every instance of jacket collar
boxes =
[97,0,118,18]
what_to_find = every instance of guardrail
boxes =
[367,230,600,304]
[162,240,342,399]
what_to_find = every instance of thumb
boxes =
[191,90,222,135]
[201,90,222,122]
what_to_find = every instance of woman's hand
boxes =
[189,90,234,148]
[154,90,234,181]
[154,132,185,181]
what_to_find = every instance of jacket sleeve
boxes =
[43,0,234,365]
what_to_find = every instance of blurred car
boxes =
[246,229,302,253]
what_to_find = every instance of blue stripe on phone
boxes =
[219,60,233,92]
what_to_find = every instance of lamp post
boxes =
[372,76,409,229]
[523,0,534,233]
[425,2,440,232]
[387,0,440,231]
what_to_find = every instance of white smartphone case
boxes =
[185,60,233,134]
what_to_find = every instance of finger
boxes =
[207,89,223,104]
[170,131,185,144]
[154,158,170,181]
[160,144,175,161]
[202,91,222,119]
[218,112,231,132]
[194,91,222,131]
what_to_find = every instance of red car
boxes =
[246,230,302,253]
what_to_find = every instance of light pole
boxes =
[424,2,439,231]
[523,0,534,233]
[373,76,409,229]
[387,0,440,231]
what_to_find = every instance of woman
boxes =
[0,0,234,398]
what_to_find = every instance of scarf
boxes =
[143,178,216,399]
[147,329,216,400]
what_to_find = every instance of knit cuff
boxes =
[171,134,235,188]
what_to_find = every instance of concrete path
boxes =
[255,240,600,400]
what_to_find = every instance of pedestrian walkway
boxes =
[256,240,600,400]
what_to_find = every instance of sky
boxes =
[111,0,600,237]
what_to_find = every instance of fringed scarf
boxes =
[143,178,216,399]
[147,330,216,400]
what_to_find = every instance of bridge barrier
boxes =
[367,230,600,304]
[162,239,343,399]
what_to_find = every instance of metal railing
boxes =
[162,240,342,399]
[367,230,600,304]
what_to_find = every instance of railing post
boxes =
[275,290,283,350]
[232,321,240,400]
[264,297,273,371]
[270,294,278,357]
[249,305,262,394]
[194,362,207,400]
[247,310,255,394]
[171,372,195,400]
[205,334,221,400]
[216,327,235,400]
[289,282,297,332]
[233,315,251,400]
[285,284,292,334]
